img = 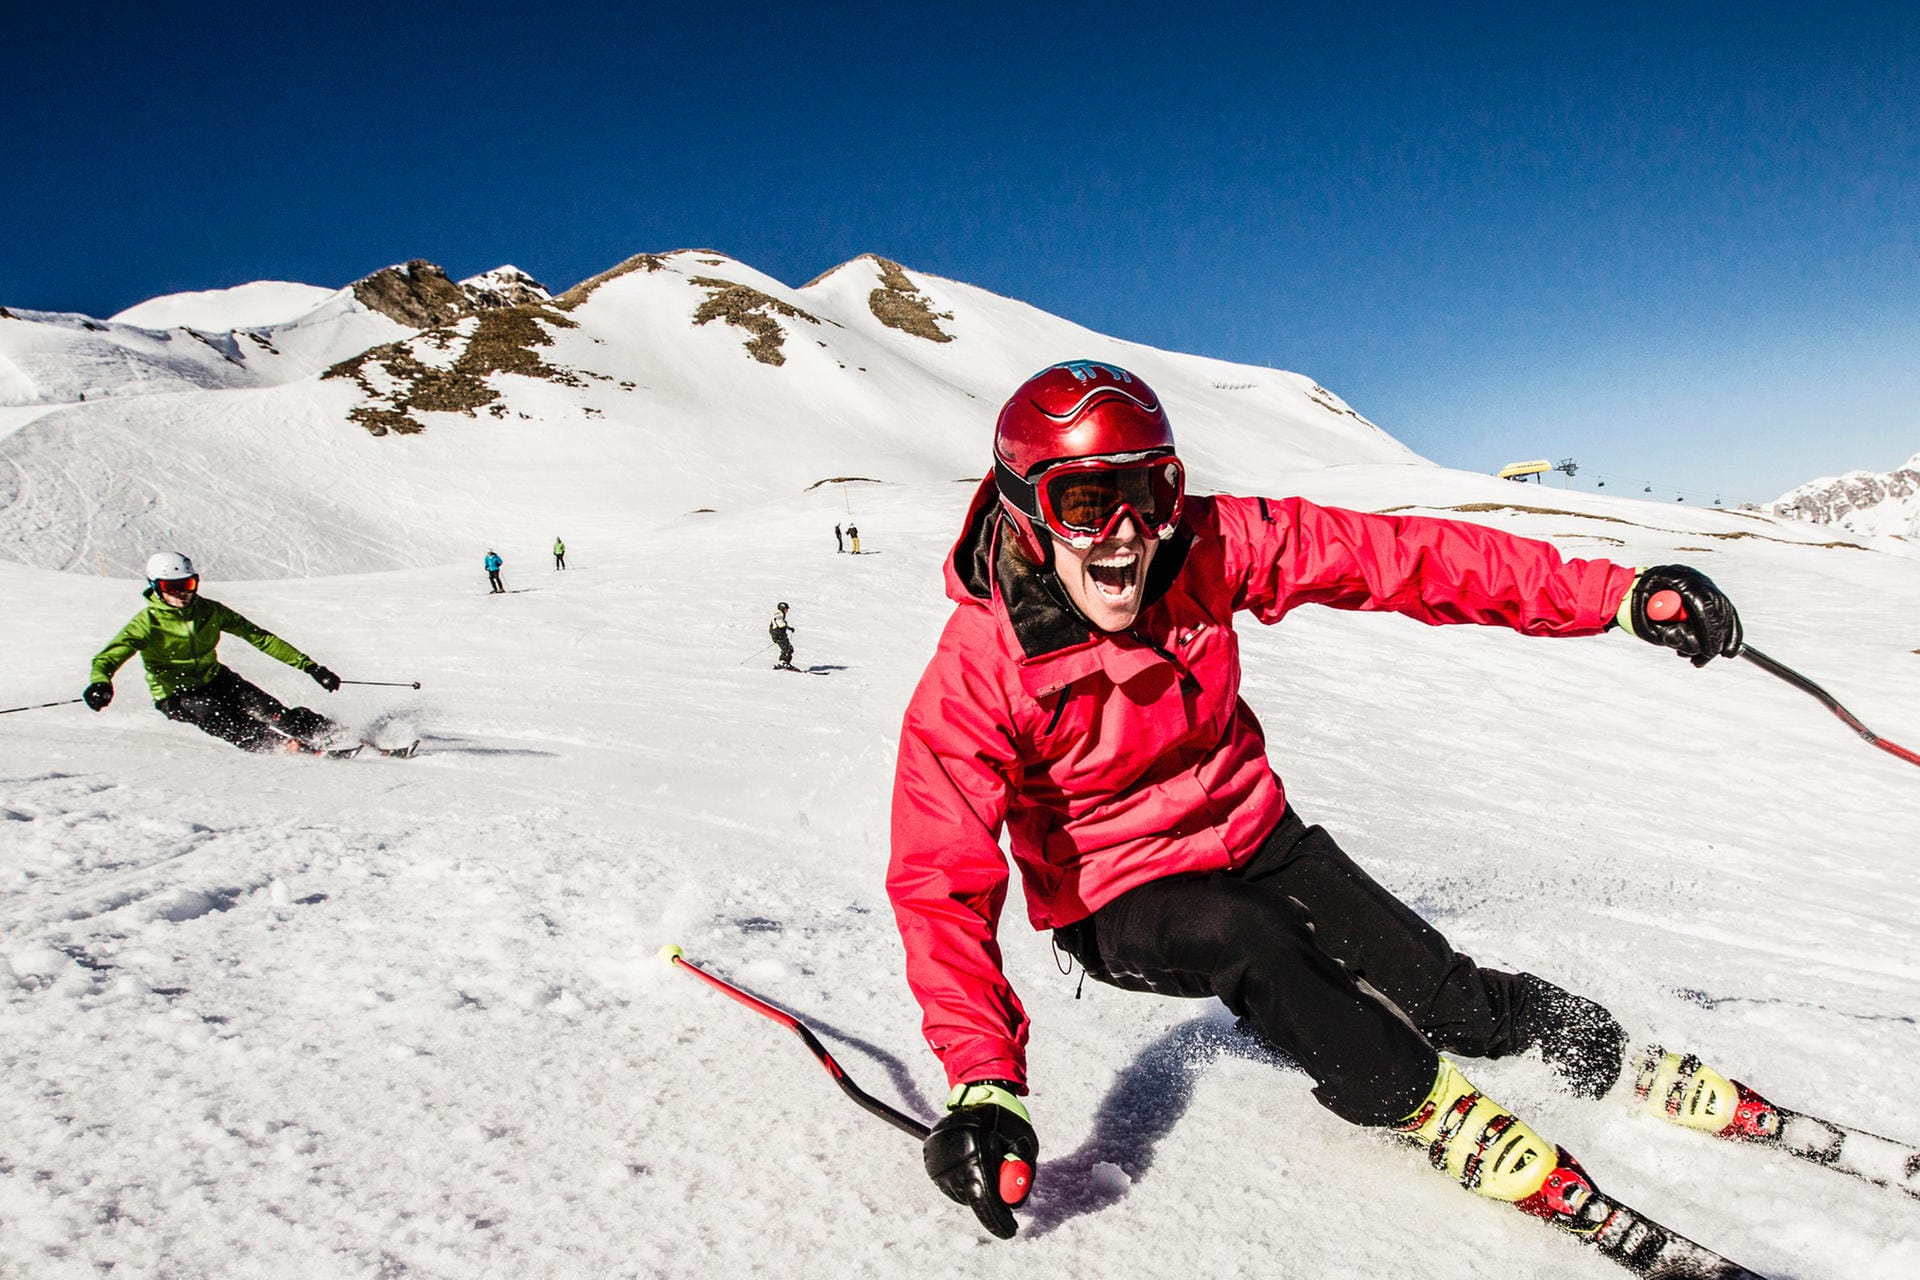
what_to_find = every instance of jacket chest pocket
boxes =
[1169,624,1237,735]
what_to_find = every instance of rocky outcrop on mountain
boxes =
[1771,453,1920,539]
[351,261,473,330]
[459,267,551,312]
[865,256,954,342]
[322,304,582,436]
[690,277,823,366]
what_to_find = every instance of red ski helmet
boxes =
[992,361,1183,561]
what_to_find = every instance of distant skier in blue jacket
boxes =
[485,550,504,594]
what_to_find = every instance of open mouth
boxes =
[1087,554,1140,599]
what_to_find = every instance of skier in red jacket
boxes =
[889,361,1747,1242]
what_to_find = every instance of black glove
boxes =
[309,665,340,692]
[923,1081,1037,1240]
[1620,565,1742,668]
[83,681,114,711]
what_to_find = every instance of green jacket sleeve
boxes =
[90,612,152,684]
[210,601,315,671]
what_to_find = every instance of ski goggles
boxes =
[996,450,1186,548]
[154,575,199,596]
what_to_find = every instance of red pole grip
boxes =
[1647,589,1685,622]
[1000,1157,1033,1204]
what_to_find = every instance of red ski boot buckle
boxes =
[1721,1082,1782,1143]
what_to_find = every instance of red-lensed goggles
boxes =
[154,576,199,595]
[996,450,1186,548]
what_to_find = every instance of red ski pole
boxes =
[1646,590,1920,769]
[661,944,930,1140]
[659,946,1036,1204]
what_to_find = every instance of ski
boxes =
[1762,1101,1920,1198]
[1520,1149,1765,1279]
[1710,1081,1917,1200]
[1634,1050,1919,1200]
[323,743,365,760]
[362,739,421,758]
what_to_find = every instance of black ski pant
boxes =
[1053,807,1547,1128]
[156,668,334,753]
[488,571,504,592]
[772,631,794,666]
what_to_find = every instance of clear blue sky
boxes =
[7,1,1916,503]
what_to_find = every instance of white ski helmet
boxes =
[145,551,197,583]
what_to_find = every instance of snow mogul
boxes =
[889,361,1754,1247]
[84,551,346,755]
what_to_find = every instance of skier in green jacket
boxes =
[84,551,346,755]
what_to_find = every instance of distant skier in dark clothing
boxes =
[485,550,504,593]
[85,551,344,755]
[834,524,844,553]
[769,603,797,670]
[553,537,567,570]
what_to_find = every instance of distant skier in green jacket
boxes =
[553,537,567,570]
[84,551,346,755]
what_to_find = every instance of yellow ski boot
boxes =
[1631,1046,1781,1141]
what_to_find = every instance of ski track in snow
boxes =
[3,477,1919,1276]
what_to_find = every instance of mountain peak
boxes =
[553,253,671,311]
[1772,454,1920,538]
[350,261,471,329]
[459,267,551,311]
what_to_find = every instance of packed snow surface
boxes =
[3,471,1917,1280]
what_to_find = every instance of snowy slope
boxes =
[110,281,340,331]
[0,307,281,405]
[0,296,409,411]
[3,457,1919,1279]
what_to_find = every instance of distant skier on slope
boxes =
[553,537,566,570]
[890,361,1753,1242]
[846,523,861,554]
[485,549,505,593]
[84,551,345,755]
[769,602,797,670]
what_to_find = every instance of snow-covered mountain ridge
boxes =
[0,249,1434,578]
[2,249,1900,584]
[1771,453,1920,539]
[0,262,554,414]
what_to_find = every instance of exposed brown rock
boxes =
[1306,383,1382,432]
[864,255,954,342]
[351,260,473,329]
[323,304,581,436]
[689,277,821,366]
